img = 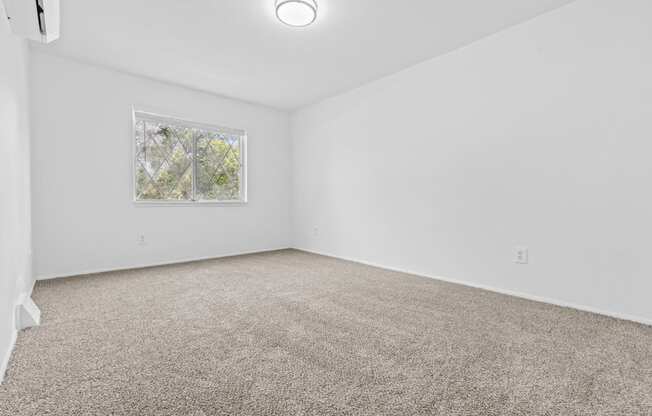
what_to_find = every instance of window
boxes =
[133,111,246,203]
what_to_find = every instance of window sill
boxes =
[133,200,247,207]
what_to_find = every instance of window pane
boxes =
[135,120,193,201]
[196,131,242,201]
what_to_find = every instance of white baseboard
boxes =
[1,280,38,384]
[296,248,652,327]
[36,247,291,281]
[0,329,17,384]
[15,296,41,330]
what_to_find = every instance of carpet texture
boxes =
[1,250,651,415]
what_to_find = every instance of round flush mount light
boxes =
[275,0,317,27]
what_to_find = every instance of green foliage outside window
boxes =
[135,117,243,202]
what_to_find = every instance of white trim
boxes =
[35,247,290,281]
[133,200,247,207]
[26,278,36,300]
[1,280,36,384]
[0,329,17,385]
[134,110,246,137]
[15,296,41,330]
[296,248,652,327]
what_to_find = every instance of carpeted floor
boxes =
[1,250,651,415]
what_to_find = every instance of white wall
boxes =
[31,51,291,279]
[291,0,652,323]
[0,5,33,380]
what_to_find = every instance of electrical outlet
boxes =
[137,234,146,246]
[514,246,528,264]
[312,226,319,236]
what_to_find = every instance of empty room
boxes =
[1,0,651,414]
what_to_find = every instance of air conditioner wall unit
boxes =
[3,0,60,44]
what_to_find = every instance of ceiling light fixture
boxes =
[275,0,317,27]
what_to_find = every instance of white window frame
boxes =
[131,109,248,206]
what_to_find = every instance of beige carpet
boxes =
[1,250,651,415]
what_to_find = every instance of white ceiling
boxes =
[36,0,575,110]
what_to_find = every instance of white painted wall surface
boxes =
[291,0,652,323]
[31,51,291,279]
[0,4,33,381]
